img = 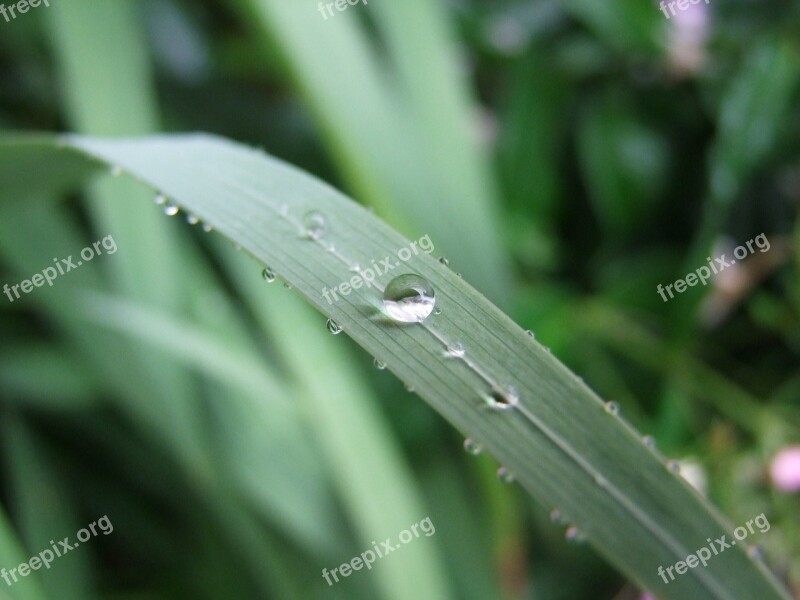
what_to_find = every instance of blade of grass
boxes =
[0,133,792,600]
[237,0,510,304]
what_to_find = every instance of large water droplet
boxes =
[484,386,519,411]
[604,401,619,415]
[497,466,515,484]
[326,318,341,335]
[463,438,482,456]
[164,202,179,216]
[303,211,326,240]
[373,358,386,370]
[262,267,276,283]
[382,274,436,323]
[444,343,465,358]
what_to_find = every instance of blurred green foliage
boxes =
[0,0,798,599]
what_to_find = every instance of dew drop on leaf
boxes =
[485,386,519,411]
[186,214,200,225]
[382,274,435,323]
[565,526,586,544]
[326,318,342,335]
[164,202,179,216]
[497,466,515,484]
[373,358,386,370]
[444,343,465,358]
[262,267,276,283]
[604,401,619,415]
[154,194,167,205]
[303,210,326,240]
[463,438,482,455]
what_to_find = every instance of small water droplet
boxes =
[350,264,362,273]
[444,343,465,358]
[463,438,482,456]
[604,401,619,415]
[262,268,276,283]
[747,544,764,560]
[327,243,336,253]
[186,214,200,225]
[283,282,293,290]
[525,330,535,338]
[279,204,289,217]
[405,383,415,393]
[550,509,565,524]
[433,307,442,316]
[164,202,179,216]
[326,318,342,335]
[642,435,656,449]
[544,347,551,353]
[565,526,586,544]
[667,460,681,474]
[497,466,515,484]
[202,224,213,232]
[373,358,386,370]
[154,194,167,205]
[110,165,122,177]
[303,210,326,240]
[455,272,462,278]
[382,274,436,323]
[438,257,450,266]
[484,386,519,411]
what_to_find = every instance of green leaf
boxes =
[0,133,791,600]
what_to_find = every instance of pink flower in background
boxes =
[638,593,658,600]
[666,1,711,74]
[770,446,800,492]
